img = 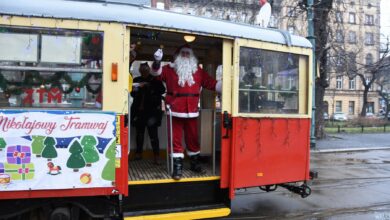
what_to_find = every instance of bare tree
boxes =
[341,41,390,116]
[376,56,390,118]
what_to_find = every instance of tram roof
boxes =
[0,0,312,48]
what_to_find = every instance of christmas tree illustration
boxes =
[32,136,45,157]
[81,135,99,167]
[42,137,58,161]
[101,140,116,184]
[0,138,6,151]
[67,140,86,172]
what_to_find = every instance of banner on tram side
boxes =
[0,110,117,191]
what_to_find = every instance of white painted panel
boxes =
[41,35,81,64]
[0,33,38,62]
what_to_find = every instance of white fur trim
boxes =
[172,153,184,158]
[186,151,200,156]
[151,66,162,76]
[216,80,222,93]
[170,111,199,118]
[169,62,175,68]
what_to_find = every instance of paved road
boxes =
[315,133,390,150]
[220,148,390,220]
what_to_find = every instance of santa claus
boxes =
[152,45,222,180]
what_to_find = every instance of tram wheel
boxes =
[50,207,71,220]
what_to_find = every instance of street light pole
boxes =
[307,0,316,148]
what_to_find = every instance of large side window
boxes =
[238,47,305,114]
[0,26,103,109]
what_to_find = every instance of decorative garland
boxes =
[0,71,102,96]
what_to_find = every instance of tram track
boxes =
[222,202,390,220]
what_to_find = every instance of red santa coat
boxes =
[156,64,217,118]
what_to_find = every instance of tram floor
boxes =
[128,158,219,181]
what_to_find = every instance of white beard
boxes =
[174,55,198,87]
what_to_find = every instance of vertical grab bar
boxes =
[128,92,131,155]
[166,105,174,175]
[212,109,216,175]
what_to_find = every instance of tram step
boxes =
[122,179,230,215]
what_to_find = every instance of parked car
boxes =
[323,112,329,120]
[365,112,375,118]
[332,112,348,121]
[379,112,390,121]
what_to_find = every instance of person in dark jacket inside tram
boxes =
[131,62,165,164]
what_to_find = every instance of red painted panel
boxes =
[117,114,129,196]
[0,187,117,200]
[231,118,310,189]
[220,114,232,189]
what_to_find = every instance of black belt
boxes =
[167,92,199,97]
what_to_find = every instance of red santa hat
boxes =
[259,0,267,5]
[174,44,193,57]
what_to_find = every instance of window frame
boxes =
[349,12,356,24]
[348,31,357,44]
[335,101,342,113]
[349,101,355,115]
[336,76,343,89]
[365,32,374,45]
[365,14,374,25]
[349,78,356,90]
[232,38,312,118]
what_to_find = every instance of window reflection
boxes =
[0,27,103,109]
[239,47,303,114]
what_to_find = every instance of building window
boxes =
[365,33,374,45]
[349,78,356,90]
[365,15,374,25]
[336,101,342,112]
[349,13,356,24]
[287,26,295,34]
[366,77,373,91]
[367,102,375,113]
[348,31,357,43]
[336,11,343,23]
[366,53,373,65]
[336,76,343,89]
[287,7,297,17]
[349,101,355,114]
[336,30,344,43]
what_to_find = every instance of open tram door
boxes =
[220,38,313,199]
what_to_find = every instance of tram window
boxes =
[0,27,103,109]
[239,47,302,114]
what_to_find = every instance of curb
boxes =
[311,147,390,153]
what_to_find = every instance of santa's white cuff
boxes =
[186,150,200,156]
[172,153,184,158]
[216,80,222,93]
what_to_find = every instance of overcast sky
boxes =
[381,1,390,42]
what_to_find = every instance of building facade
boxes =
[151,0,381,117]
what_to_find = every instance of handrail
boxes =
[166,105,174,175]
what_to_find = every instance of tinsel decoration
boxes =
[0,71,102,95]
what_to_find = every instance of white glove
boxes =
[154,49,163,61]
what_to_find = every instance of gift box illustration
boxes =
[6,145,31,164]
[4,163,35,181]
[0,163,4,174]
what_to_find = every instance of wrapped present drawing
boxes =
[0,163,4,173]
[4,163,35,181]
[6,145,31,164]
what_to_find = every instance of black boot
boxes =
[190,155,203,173]
[172,157,183,180]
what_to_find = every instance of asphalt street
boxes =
[315,133,390,151]
[220,133,390,220]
